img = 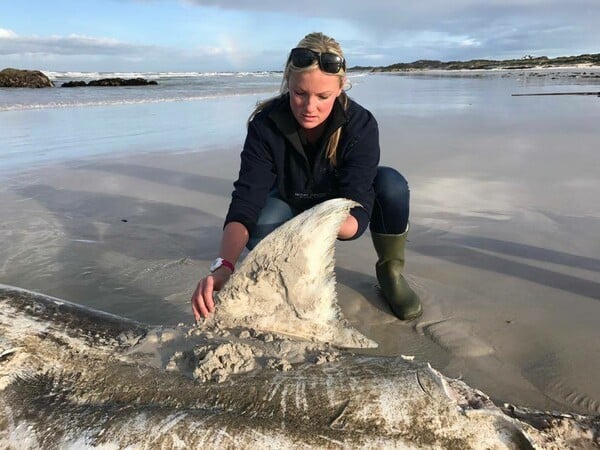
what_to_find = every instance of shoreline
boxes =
[353,65,600,77]
[349,52,600,73]
[359,63,600,72]
[3,63,598,84]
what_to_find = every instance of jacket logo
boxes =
[293,192,329,200]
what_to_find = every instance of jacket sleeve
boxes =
[224,119,277,234]
[337,110,380,240]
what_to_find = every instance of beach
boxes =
[1,69,599,415]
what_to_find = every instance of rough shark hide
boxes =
[1,199,598,449]
[213,198,377,349]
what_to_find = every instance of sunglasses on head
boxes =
[288,47,346,74]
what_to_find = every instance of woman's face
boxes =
[288,69,342,131]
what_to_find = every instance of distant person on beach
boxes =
[191,32,421,321]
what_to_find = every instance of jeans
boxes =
[369,166,410,235]
[247,166,410,250]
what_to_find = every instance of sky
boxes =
[1,0,599,72]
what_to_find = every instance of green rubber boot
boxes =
[371,229,422,320]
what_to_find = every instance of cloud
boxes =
[183,0,600,60]
[183,0,598,30]
[0,28,231,59]
[1,1,597,71]
[0,28,18,39]
[0,28,241,71]
[0,29,157,56]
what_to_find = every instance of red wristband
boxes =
[209,257,235,273]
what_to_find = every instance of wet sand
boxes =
[0,71,599,416]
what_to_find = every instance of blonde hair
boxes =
[249,32,349,166]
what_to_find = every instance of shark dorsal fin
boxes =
[215,198,377,349]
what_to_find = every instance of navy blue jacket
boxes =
[225,93,380,239]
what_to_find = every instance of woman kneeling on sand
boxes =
[191,32,421,321]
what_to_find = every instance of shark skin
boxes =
[213,198,377,349]
[0,199,598,449]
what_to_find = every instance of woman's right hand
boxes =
[191,267,232,321]
[192,221,248,321]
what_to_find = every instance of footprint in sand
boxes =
[409,279,495,359]
[418,318,495,358]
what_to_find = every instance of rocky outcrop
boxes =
[62,77,158,87]
[0,68,54,88]
[90,77,158,86]
[61,80,87,88]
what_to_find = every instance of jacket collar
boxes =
[268,93,348,154]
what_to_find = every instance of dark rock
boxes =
[0,68,54,88]
[61,81,88,88]
[62,77,158,88]
[87,77,158,87]
[88,78,125,87]
[123,77,158,86]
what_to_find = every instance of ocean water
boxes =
[0,71,286,172]
[1,68,599,173]
[0,71,283,111]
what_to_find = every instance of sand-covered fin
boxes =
[215,198,377,349]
